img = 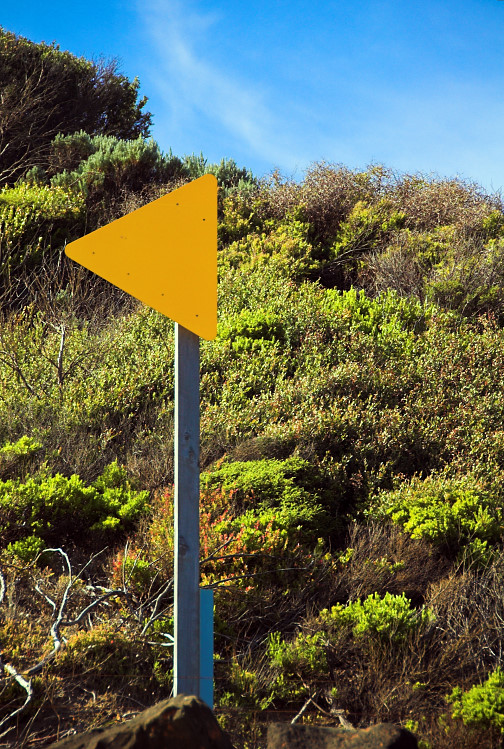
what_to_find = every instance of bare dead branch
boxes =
[291,692,317,724]
[140,578,174,636]
[34,582,57,611]
[204,563,315,589]
[61,589,130,629]
[0,663,33,736]
[0,568,5,605]
[0,350,39,398]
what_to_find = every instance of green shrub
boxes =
[221,212,323,280]
[0,182,84,287]
[0,461,149,555]
[0,435,42,458]
[0,28,151,185]
[182,154,257,195]
[218,308,286,355]
[331,199,406,282]
[481,209,504,240]
[55,623,156,692]
[219,660,272,709]
[268,629,328,674]
[7,534,45,562]
[263,163,392,247]
[200,457,332,533]
[319,592,434,643]
[145,483,326,591]
[324,286,434,337]
[218,192,266,244]
[426,238,504,322]
[448,668,504,734]
[49,132,185,197]
[371,474,504,551]
[0,435,42,480]
[267,592,433,689]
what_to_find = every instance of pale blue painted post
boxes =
[200,588,214,708]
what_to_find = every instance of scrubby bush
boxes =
[268,629,328,676]
[371,474,504,553]
[0,461,149,558]
[331,199,406,285]
[265,592,434,707]
[0,436,42,481]
[389,174,498,233]
[221,210,324,280]
[269,592,433,669]
[448,668,504,735]
[200,456,334,532]
[263,163,392,246]
[426,237,504,322]
[0,435,41,459]
[0,181,84,295]
[182,153,257,195]
[48,132,186,198]
[218,309,286,355]
[318,591,434,643]
[145,477,328,589]
[218,191,266,244]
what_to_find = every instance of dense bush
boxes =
[318,591,434,643]
[200,456,339,541]
[0,459,149,559]
[0,182,84,297]
[331,199,406,285]
[218,308,286,355]
[221,210,324,280]
[45,132,186,197]
[448,668,504,735]
[371,474,504,554]
[182,153,257,196]
[0,28,151,184]
[262,592,435,706]
[268,592,433,675]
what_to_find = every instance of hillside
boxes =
[2,30,504,749]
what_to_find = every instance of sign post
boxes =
[174,323,200,695]
[64,174,217,698]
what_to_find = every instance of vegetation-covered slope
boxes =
[2,30,504,749]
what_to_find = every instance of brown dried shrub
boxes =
[362,246,425,298]
[389,174,501,234]
[337,522,450,606]
[262,163,393,246]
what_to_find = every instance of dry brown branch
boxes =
[0,548,137,736]
[291,692,317,724]
[0,663,33,738]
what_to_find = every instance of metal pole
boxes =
[174,322,200,696]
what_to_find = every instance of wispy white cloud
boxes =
[137,0,311,172]
[135,0,504,193]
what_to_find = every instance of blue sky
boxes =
[2,0,504,194]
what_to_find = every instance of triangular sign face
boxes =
[65,174,217,340]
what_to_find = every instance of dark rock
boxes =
[267,721,418,749]
[48,694,235,749]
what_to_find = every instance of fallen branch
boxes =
[0,663,33,736]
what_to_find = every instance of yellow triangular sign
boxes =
[65,174,217,340]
